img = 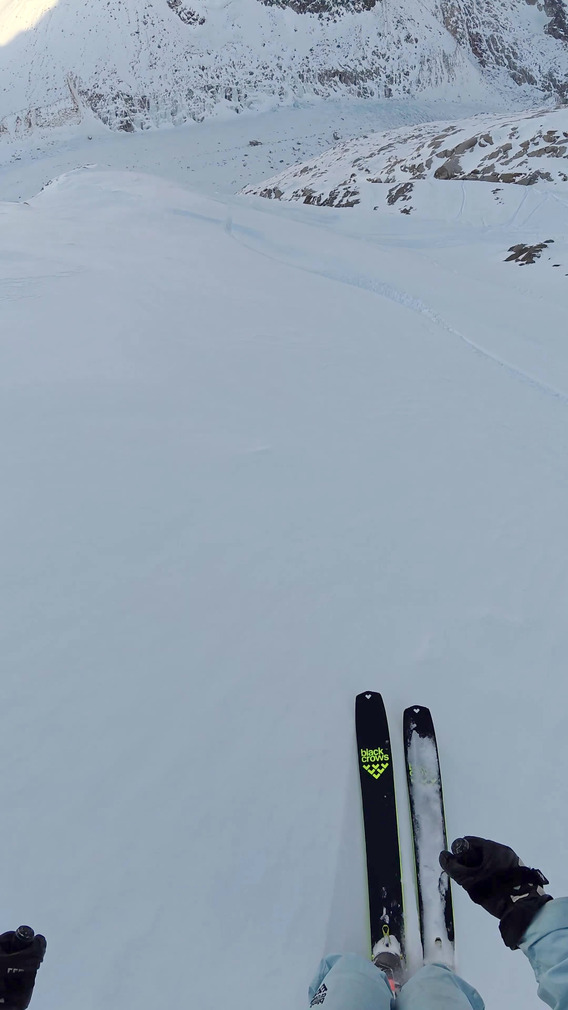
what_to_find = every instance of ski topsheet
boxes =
[403,705,455,968]
[355,692,404,961]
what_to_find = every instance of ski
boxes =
[403,705,455,968]
[355,692,405,966]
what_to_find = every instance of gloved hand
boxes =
[440,836,552,949]
[0,929,46,1010]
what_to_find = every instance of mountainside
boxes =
[0,0,567,139]
[243,105,568,209]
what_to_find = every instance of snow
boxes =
[405,714,453,970]
[0,0,491,133]
[243,107,568,202]
[0,0,57,46]
[0,0,565,138]
[0,98,519,203]
[1,99,568,1010]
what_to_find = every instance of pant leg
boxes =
[398,964,485,1010]
[308,954,392,1010]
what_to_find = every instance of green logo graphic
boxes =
[360,746,389,779]
[408,763,438,787]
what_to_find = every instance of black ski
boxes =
[403,705,455,967]
[356,692,405,963]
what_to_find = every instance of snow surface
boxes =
[1,104,568,1010]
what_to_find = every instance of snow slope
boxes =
[244,106,568,209]
[2,118,568,1010]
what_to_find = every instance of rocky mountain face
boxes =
[436,0,568,97]
[0,0,567,139]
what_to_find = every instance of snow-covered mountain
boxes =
[243,105,568,211]
[0,0,567,139]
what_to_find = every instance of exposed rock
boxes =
[386,181,414,210]
[166,0,206,24]
[542,0,568,42]
[505,240,554,263]
[261,0,377,12]
[438,0,568,97]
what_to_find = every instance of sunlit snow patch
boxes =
[0,0,58,46]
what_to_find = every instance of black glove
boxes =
[0,930,46,1010]
[440,836,552,949]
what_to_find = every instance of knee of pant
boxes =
[400,963,484,1010]
[309,954,393,1010]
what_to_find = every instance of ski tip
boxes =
[403,705,434,726]
[356,692,387,716]
[403,705,437,743]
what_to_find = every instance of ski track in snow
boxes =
[227,208,568,409]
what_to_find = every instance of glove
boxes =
[440,836,552,949]
[0,931,46,1010]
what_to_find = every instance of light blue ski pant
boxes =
[308,955,484,1010]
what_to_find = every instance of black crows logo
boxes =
[360,747,389,779]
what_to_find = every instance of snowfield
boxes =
[2,105,568,1010]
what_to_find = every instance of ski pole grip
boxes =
[12,926,35,951]
[451,838,483,867]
